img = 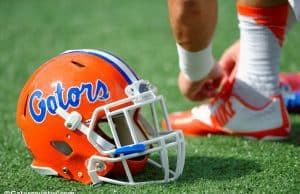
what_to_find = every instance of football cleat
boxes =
[279,73,300,113]
[16,49,185,186]
[164,80,290,140]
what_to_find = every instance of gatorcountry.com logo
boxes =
[28,80,110,123]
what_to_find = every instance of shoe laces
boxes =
[210,79,235,105]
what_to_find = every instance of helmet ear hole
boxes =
[51,141,73,156]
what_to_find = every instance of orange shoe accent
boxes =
[237,3,288,46]
[162,110,225,136]
[211,99,236,128]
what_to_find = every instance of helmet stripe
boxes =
[63,49,139,84]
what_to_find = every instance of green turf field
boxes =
[1,0,300,193]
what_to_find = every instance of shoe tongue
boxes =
[209,71,236,105]
[216,80,234,101]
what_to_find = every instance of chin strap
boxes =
[55,107,115,152]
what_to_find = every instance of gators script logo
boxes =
[28,80,110,123]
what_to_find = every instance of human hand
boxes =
[218,40,240,80]
[178,63,224,102]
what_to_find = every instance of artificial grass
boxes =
[0,0,299,193]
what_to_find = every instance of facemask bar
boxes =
[55,80,185,185]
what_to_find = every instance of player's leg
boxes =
[168,0,217,51]
[168,0,222,101]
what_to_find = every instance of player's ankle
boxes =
[232,78,277,107]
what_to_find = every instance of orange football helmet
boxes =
[16,49,185,185]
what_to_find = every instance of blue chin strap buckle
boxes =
[115,143,146,155]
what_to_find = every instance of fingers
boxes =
[218,40,240,78]
[218,40,240,85]
[178,64,224,102]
